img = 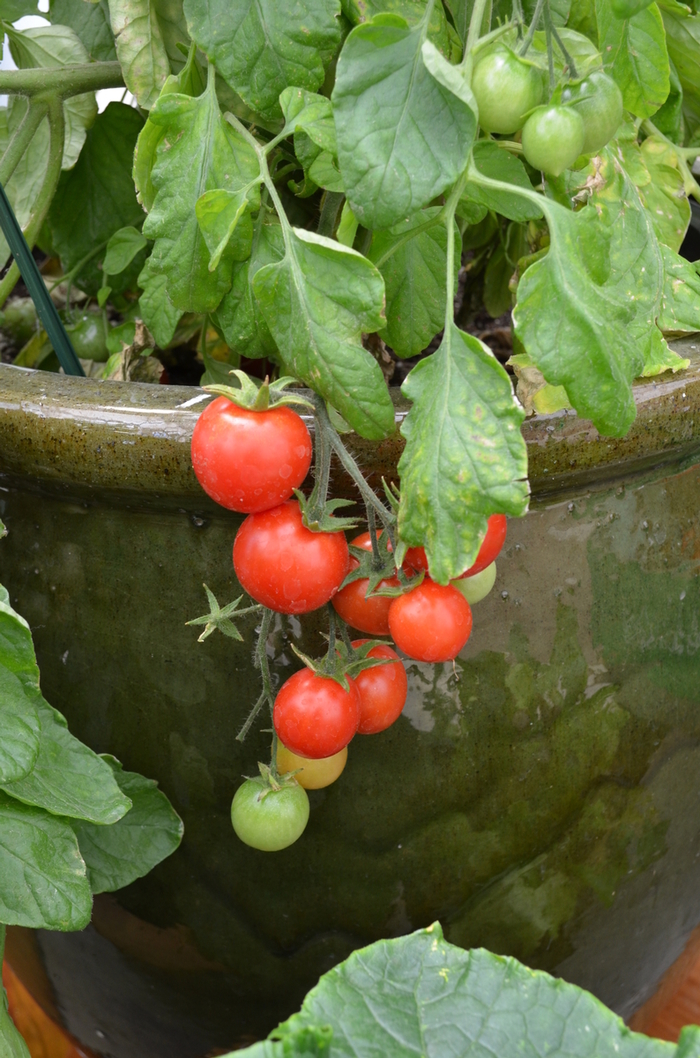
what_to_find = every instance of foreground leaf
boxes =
[595,0,670,119]
[213,214,284,359]
[72,755,183,894]
[368,208,460,358]
[398,323,528,583]
[183,0,342,123]
[143,70,260,312]
[0,992,31,1058]
[332,19,477,229]
[0,700,132,825]
[0,792,91,930]
[253,228,395,439]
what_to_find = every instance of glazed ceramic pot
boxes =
[1,344,700,1058]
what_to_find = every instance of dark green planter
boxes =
[1,345,700,1057]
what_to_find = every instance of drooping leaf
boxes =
[142,70,260,312]
[653,54,684,141]
[252,228,395,439]
[637,136,691,252]
[596,0,670,118]
[183,0,342,123]
[48,102,145,296]
[344,0,461,59]
[137,255,182,346]
[102,225,149,276]
[0,791,91,930]
[462,141,543,223]
[658,248,700,334]
[71,755,183,894]
[107,0,169,109]
[332,20,477,229]
[0,700,132,825]
[659,6,700,132]
[49,0,117,61]
[398,323,528,583]
[7,24,97,168]
[212,214,284,359]
[368,208,460,358]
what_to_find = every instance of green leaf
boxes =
[107,0,170,109]
[653,54,684,140]
[102,225,149,275]
[332,20,477,229]
[0,700,132,825]
[398,323,528,583]
[484,224,528,319]
[252,227,395,439]
[48,103,145,296]
[660,6,700,132]
[71,755,183,894]
[200,350,238,385]
[96,285,112,307]
[49,0,117,61]
[0,791,91,930]
[636,136,691,253]
[463,141,543,223]
[344,0,461,60]
[368,208,460,358]
[137,256,182,346]
[0,666,40,784]
[195,189,252,272]
[0,104,51,272]
[142,70,260,313]
[0,0,38,19]
[8,24,97,169]
[183,0,342,123]
[266,924,682,1058]
[212,214,284,359]
[596,0,670,118]
[0,994,30,1058]
[658,248,700,334]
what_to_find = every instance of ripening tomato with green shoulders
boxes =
[233,500,349,613]
[230,777,309,851]
[388,580,472,663]
[191,397,312,514]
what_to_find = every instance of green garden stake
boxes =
[0,181,85,377]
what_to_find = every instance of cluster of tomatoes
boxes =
[472,45,624,176]
[190,392,506,852]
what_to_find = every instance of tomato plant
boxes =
[560,71,624,155]
[233,500,349,614]
[352,641,408,735]
[521,105,586,176]
[230,775,310,851]
[389,581,473,663]
[273,668,360,759]
[191,396,312,513]
[471,46,544,135]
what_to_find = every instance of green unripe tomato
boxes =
[451,562,497,605]
[610,0,654,16]
[65,312,109,362]
[521,105,586,177]
[472,46,544,135]
[231,776,309,852]
[561,71,623,154]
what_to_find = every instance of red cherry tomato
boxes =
[191,396,312,514]
[332,532,400,635]
[233,500,349,613]
[352,640,408,734]
[403,515,507,579]
[273,667,360,759]
[388,580,472,662]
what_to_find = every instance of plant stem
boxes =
[550,21,578,78]
[326,603,336,661]
[306,402,333,518]
[466,0,490,56]
[47,241,108,292]
[519,0,545,56]
[366,506,382,566]
[543,0,555,94]
[317,191,344,238]
[0,100,46,186]
[236,608,274,743]
[0,61,123,98]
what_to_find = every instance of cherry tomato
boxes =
[472,46,544,135]
[276,743,347,789]
[561,71,623,155]
[452,561,497,604]
[233,500,349,613]
[230,776,309,851]
[352,640,408,735]
[273,667,360,759]
[521,105,586,177]
[404,515,507,579]
[332,532,400,635]
[191,397,312,513]
[388,580,472,663]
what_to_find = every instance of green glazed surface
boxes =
[1,344,700,1056]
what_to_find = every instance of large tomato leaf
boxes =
[0,792,91,930]
[398,323,528,584]
[658,249,700,334]
[344,0,461,60]
[107,0,189,109]
[71,755,183,894]
[183,0,342,124]
[48,102,145,296]
[49,0,117,61]
[0,591,42,784]
[596,0,670,118]
[462,141,543,223]
[332,19,477,230]
[659,4,700,131]
[0,701,132,825]
[368,208,460,359]
[142,69,260,313]
[252,228,395,439]
[137,258,182,347]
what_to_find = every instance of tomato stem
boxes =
[542,0,555,95]
[465,0,491,57]
[549,20,578,79]
[317,191,344,238]
[326,604,337,662]
[518,0,545,58]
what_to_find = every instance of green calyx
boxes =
[254,762,300,795]
[290,639,393,692]
[204,371,314,413]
